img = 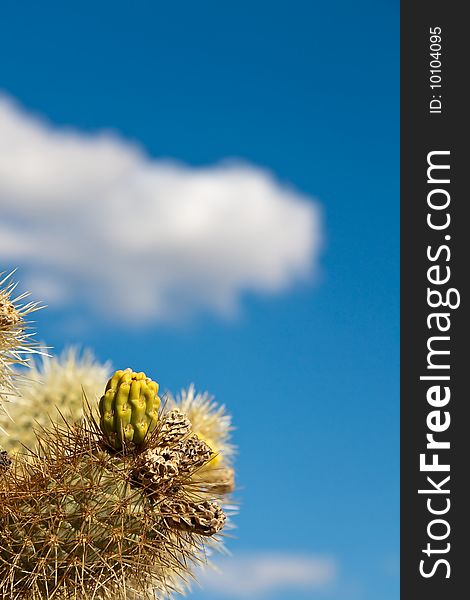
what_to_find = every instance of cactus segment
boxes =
[99,369,160,449]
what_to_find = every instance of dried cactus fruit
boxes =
[177,434,213,473]
[0,297,20,329]
[132,446,181,493]
[158,408,192,445]
[161,499,226,536]
[99,369,160,449]
[131,411,213,498]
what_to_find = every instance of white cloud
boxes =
[0,95,322,324]
[197,553,337,598]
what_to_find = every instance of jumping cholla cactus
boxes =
[0,273,236,599]
[0,271,41,411]
[0,368,236,600]
[0,347,110,454]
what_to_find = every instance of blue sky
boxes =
[0,1,399,599]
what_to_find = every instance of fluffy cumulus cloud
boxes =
[0,95,322,323]
[197,553,337,598]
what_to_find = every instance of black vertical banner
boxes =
[401,3,469,599]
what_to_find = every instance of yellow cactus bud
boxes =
[99,369,160,449]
